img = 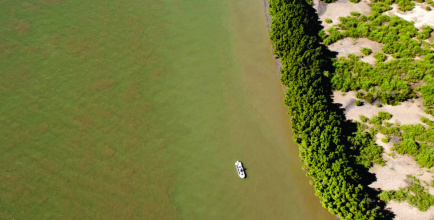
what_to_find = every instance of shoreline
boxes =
[260,1,340,219]
[261,0,283,76]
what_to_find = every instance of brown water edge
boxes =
[221,0,334,219]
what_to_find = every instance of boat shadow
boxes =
[243,167,247,179]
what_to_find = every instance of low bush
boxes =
[361,47,372,56]
[360,115,369,123]
[381,136,390,143]
[379,176,434,211]
[373,52,387,62]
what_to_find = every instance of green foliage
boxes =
[326,11,433,107]
[378,111,392,120]
[417,25,433,40]
[420,75,434,115]
[371,3,393,13]
[397,0,415,11]
[349,0,361,2]
[394,138,420,155]
[347,53,359,61]
[381,136,390,143]
[369,112,392,125]
[350,12,361,17]
[319,29,328,41]
[269,0,383,218]
[355,100,363,106]
[373,52,386,62]
[351,123,386,167]
[365,93,375,104]
[325,18,332,24]
[360,115,369,123]
[379,176,434,211]
[426,6,432,11]
[361,47,372,56]
[373,118,434,168]
[356,91,364,99]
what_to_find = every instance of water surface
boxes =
[0,0,333,219]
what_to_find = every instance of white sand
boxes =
[328,38,384,64]
[386,201,434,220]
[333,91,434,124]
[313,0,371,30]
[386,3,434,29]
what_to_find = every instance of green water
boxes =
[0,0,333,219]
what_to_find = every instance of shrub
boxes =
[426,6,432,11]
[355,100,364,106]
[382,136,390,143]
[365,92,375,104]
[325,18,332,23]
[373,52,387,62]
[379,177,434,211]
[417,25,433,40]
[369,112,391,125]
[319,29,328,40]
[378,111,393,120]
[350,12,361,17]
[397,0,415,12]
[348,53,360,61]
[371,3,393,13]
[395,138,419,155]
[361,47,372,56]
[356,91,364,99]
[349,0,361,3]
[360,115,369,123]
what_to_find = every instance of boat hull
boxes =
[235,161,246,178]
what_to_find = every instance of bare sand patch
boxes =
[313,0,371,30]
[328,38,384,64]
[332,91,434,124]
[386,3,434,29]
[369,153,431,191]
[386,201,434,220]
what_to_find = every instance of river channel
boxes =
[0,0,333,219]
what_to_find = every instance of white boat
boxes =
[235,161,246,178]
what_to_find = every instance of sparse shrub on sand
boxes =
[373,52,386,62]
[361,47,372,56]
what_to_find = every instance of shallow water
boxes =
[0,0,333,219]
